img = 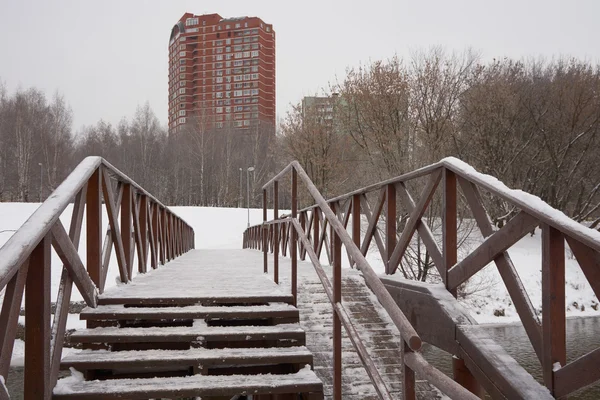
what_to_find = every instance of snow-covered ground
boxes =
[1,202,599,365]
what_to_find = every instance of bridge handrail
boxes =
[246,157,600,399]
[0,156,194,397]
[245,160,481,400]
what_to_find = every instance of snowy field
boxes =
[1,201,599,365]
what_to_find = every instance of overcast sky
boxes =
[1,0,599,130]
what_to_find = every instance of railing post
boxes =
[352,194,361,268]
[386,184,396,275]
[299,211,306,260]
[333,229,342,400]
[140,195,149,270]
[263,188,268,274]
[86,167,102,290]
[330,202,337,262]
[274,180,279,284]
[313,208,320,258]
[542,223,566,395]
[291,168,298,306]
[402,341,416,400]
[444,169,484,397]
[122,183,133,279]
[25,234,51,399]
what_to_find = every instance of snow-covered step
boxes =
[97,293,295,306]
[80,302,299,321]
[61,346,314,370]
[53,367,324,399]
[68,323,306,344]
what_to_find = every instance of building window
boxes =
[251,51,259,58]
[179,88,186,94]
[234,121,243,127]
[216,122,224,128]
[251,89,259,96]
[244,120,250,126]
[235,23,241,28]
[216,107,223,113]
[226,24,231,29]
[186,18,199,26]
[179,117,186,124]
[234,90,243,97]
[179,66,186,72]
[179,110,186,116]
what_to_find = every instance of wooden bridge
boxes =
[0,156,599,399]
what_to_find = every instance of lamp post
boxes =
[38,163,43,202]
[247,166,255,227]
[239,168,243,208]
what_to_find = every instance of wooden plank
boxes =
[291,168,298,307]
[86,167,102,289]
[149,203,158,269]
[53,370,323,399]
[121,183,133,278]
[80,303,299,321]
[100,182,123,291]
[396,183,444,275]
[50,186,86,388]
[102,171,129,283]
[457,325,553,399]
[274,180,279,283]
[389,170,442,275]
[458,176,542,360]
[402,343,416,400]
[60,346,314,370]
[443,169,457,293]
[360,190,386,261]
[333,231,342,400]
[403,352,480,400]
[554,347,600,398]
[51,220,98,307]
[0,260,29,378]
[98,293,296,306]
[541,224,566,394]
[566,236,600,299]
[25,234,51,400]
[131,193,145,273]
[447,211,539,290]
[351,194,361,268]
[69,324,306,344]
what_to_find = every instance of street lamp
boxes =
[38,163,43,202]
[247,166,255,227]
[239,168,243,208]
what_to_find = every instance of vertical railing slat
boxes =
[24,235,52,399]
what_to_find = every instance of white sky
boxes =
[1,0,599,130]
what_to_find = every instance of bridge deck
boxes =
[54,249,322,399]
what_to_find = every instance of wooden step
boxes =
[97,293,295,306]
[80,303,299,321]
[69,322,306,344]
[61,346,314,370]
[53,367,324,399]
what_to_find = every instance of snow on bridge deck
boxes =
[90,249,440,399]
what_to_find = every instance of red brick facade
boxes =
[168,13,275,133]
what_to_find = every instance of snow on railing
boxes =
[0,156,194,398]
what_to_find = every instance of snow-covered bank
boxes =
[1,202,598,330]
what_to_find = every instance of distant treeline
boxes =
[1,48,599,230]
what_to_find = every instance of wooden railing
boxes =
[243,160,481,400]
[0,156,194,399]
[243,157,600,399]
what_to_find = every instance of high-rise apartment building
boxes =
[168,13,275,133]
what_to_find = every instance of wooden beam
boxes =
[396,183,444,275]
[447,211,539,290]
[0,260,29,378]
[389,170,442,275]
[50,187,86,388]
[360,190,387,261]
[100,182,123,292]
[565,236,600,299]
[351,194,361,267]
[458,176,542,360]
[541,224,566,394]
[86,167,102,288]
[443,169,457,293]
[51,221,98,307]
[554,347,600,398]
[25,234,52,399]
[102,170,129,283]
